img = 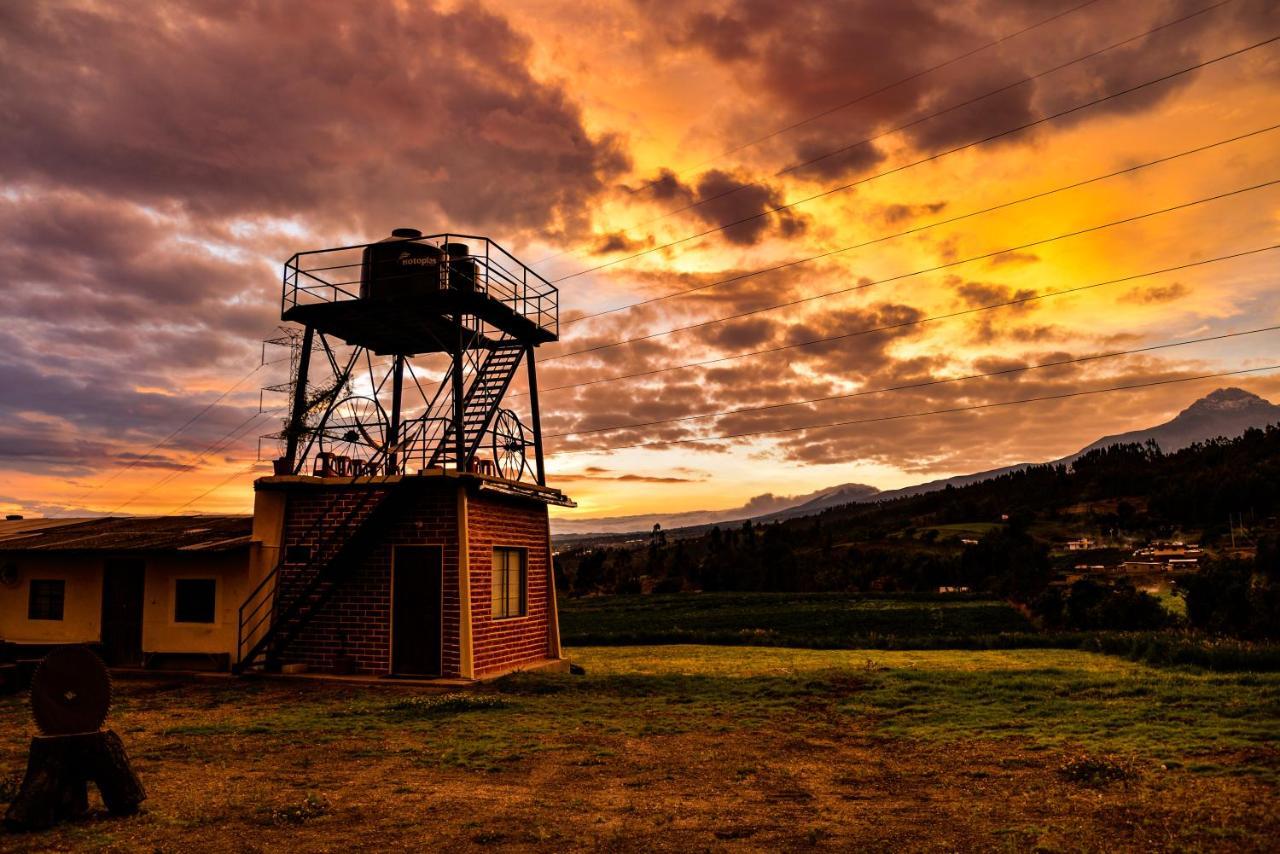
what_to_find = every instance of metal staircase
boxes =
[234,481,409,674]
[426,338,525,470]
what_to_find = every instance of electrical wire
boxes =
[551,34,1279,283]
[104,408,284,515]
[543,178,1280,362]
[561,122,1278,326]
[516,244,1278,396]
[70,360,269,496]
[166,460,268,516]
[619,0,1111,197]
[531,0,1115,267]
[555,0,1235,269]
[547,324,1280,439]
[547,364,1280,455]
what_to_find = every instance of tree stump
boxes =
[4,730,145,832]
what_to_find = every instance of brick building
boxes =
[246,470,562,679]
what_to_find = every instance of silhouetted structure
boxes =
[237,230,570,679]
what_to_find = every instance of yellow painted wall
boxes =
[0,557,102,644]
[0,551,254,656]
[140,552,250,655]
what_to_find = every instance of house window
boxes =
[491,547,526,619]
[28,579,65,621]
[174,578,217,623]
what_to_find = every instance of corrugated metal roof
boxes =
[0,516,253,553]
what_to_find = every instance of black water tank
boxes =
[443,242,478,293]
[360,228,443,300]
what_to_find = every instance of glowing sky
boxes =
[1,0,1278,525]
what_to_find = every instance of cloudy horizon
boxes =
[2,0,1278,522]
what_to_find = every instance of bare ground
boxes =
[0,648,1275,852]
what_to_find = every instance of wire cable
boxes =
[515,244,1278,396]
[166,460,267,516]
[547,325,1280,439]
[547,364,1280,455]
[70,360,268,496]
[551,34,1279,283]
[561,122,1278,326]
[557,0,1235,269]
[104,407,283,515]
[544,178,1280,362]
[532,0,1116,267]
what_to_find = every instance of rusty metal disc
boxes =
[31,645,112,735]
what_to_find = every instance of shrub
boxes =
[385,693,508,717]
[262,794,330,825]
[1056,753,1140,787]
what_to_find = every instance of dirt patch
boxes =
[0,656,1274,851]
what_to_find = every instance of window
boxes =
[174,578,217,623]
[491,547,526,619]
[28,579,65,621]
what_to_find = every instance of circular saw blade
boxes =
[31,645,112,735]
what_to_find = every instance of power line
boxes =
[566,0,1235,265]
[104,408,282,515]
[544,178,1280,362]
[533,0,1114,267]
[551,34,1279,283]
[561,122,1278,327]
[618,0,1111,198]
[166,460,267,516]
[547,325,1280,439]
[516,244,1277,396]
[71,360,268,496]
[547,364,1280,456]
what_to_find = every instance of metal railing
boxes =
[281,233,558,339]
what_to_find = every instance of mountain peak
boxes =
[1180,387,1273,416]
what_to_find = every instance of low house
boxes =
[0,516,262,670]
[0,469,566,680]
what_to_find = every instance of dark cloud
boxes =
[1120,281,1190,304]
[662,0,1274,179]
[883,201,949,225]
[629,168,807,246]
[0,1,628,236]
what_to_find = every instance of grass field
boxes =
[1,646,1276,851]
[559,592,1034,647]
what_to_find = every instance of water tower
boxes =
[235,230,572,680]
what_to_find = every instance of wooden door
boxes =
[101,559,145,667]
[391,546,442,676]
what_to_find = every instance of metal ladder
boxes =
[427,338,525,470]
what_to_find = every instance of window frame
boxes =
[27,578,65,621]
[173,577,218,624]
[491,547,527,620]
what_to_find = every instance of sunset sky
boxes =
[1,0,1278,525]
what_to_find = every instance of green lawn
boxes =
[574,646,1280,780]
[559,591,1033,647]
[1,646,1276,850]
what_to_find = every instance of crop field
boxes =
[559,592,1034,647]
[1,645,1276,851]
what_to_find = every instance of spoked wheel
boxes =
[491,409,530,481]
[316,395,391,473]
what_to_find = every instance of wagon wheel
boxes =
[317,395,391,470]
[491,409,529,481]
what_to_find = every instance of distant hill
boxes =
[551,482,881,537]
[872,387,1280,502]
[551,388,1280,539]
[1077,387,1280,455]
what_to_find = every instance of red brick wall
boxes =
[466,489,553,677]
[274,480,459,676]
[266,477,554,678]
